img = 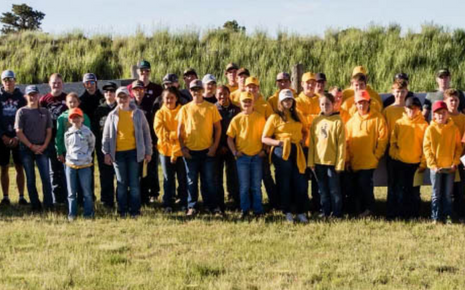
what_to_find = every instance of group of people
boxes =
[0,61,464,224]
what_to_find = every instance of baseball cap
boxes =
[278,89,294,102]
[82,73,97,83]
[394,72,409,81]
[115,87,130,97]
[354,90,370,103]
[68,108,84,120]
[315,73,327,82]
[437,68,451,78]
[432,100,448,112]
[102,81,117,91]
[163,73,179,84]
[25,85,39,95]
[132,80,145,89]
[237,68,250,76]
[202,74,216,84]
[1,70,15,80]
[276,72,291,81]
[189,79,203,90]
[183,68,197,76]
[245,76,260,87]
[301,72,316,83]
[225,63,239,72]
[137,60,151,70]
[352,66,367,77]
[405,97,422,109]
[240,92,254,102]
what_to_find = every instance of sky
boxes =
[1,0,465,36]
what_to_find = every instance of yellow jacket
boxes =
[389,113,428,167]
[342,85,383,105]
[346,110,388,171]
[308,113,346,171]
[154,104,182,162]
[267,88,298,113]
[423,119,462,169]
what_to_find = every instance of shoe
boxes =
[445,216,453,225]
[297,214,309,224]
[212,207,225,217]
[149,196,158,203]
[432,220,438,225]
[163,207,173,214]
[0,197,10,206]
[186,208,197,217]
[240,211,249,220]
[285,213,294,223]
[68,215,76,222]
[18,196,29,205]
[359,210,372,218]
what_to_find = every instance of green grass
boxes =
[1,168,465,289]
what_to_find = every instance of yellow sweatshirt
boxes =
[383,105,405,137]
[389,113,428,167]
[423,119,461,169]
[230,88,245,106]
[342,96,383,117]
[267,88,298,113]
[342,85,383,105]
[154,104,182,162]
[346,110,388,171]
[254,96,274,119]
[308,113,346,171]
[295,92,321,126]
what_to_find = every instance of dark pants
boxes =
[262,156,279,210]
[272,145,308,214]
[390,160,419,219]
[215,150,239,210]
[315,164,342,217]
[159,154,187,208]
[96,148,116,207]
[453,164,465,219]
[346,169,375,215]
[139,147,160,204]
[47,142,67,204]
[385,155,395,218]
[303,148,319,213]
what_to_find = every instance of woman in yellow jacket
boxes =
[262,89,309,223]
[154,87,187,212]
[308,93,346,218]
[423,101,462,223]
[345,90,388,217]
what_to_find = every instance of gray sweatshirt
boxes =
[65,125,95,168]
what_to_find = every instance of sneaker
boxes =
[240,211,249,220]
[68,215,76,222]
[163,207,173,214]
[212,207,225,217]
[18,196,29,205]
[445,216,453,225]
[186,208,197,217]
[432,220,438,225]
[285,212,294,223]
[297,214,309,224]
[0,197,10,206]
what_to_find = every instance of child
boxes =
[227,92,266,218]
[424,101,462,223]
[389,97,428,219]
[341,73,383,117]
[345,90,388,217]
[330,86,351,124]
[64,108,95,221]
[444,89,465,220]
[308,93,346,218]
[154,87,187,213]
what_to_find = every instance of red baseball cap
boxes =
[432,101,448,113]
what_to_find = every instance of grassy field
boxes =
[1,168,465,290]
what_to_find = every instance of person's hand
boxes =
[219,146,229,155]
[431,167,438,173]
[418,166,426,173]
[36,145,47,155]
[450,164,457,173]
[1,135,10,147]
[57,155,65,163]
[182,147,192,159]
[145,154,152,163]
[9,137,19,148]
[258,150,266,158]
[345,163,352,172]
[235,151,243,158]
[207,145,217,157]
[104,154,113,165]
[310,166,315,172]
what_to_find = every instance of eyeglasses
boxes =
[2,77,14,82]
[85,81,96,85]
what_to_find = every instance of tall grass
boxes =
[1,24,465,97]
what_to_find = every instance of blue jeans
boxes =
[272,145,308,214]
[65,166,94,218]
[20,145,54,209]
[430,170,454,221]
[183,150,218,210]
[47,142,67,203]
[315,164,342,217]
[159,154,187,208]
[236,154,263,214]
[113,150,141,216]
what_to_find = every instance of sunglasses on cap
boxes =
[2,77,14,82]
[85,81,96,85]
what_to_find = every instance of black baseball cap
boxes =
[405,96,422,109]
[183,68,197,77]
[137,60,151,70]
[394,72,409,81]
[315,73,327,82]
[102,81,117,91]
[437,68,451,77]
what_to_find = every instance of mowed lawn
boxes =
[1,167,465,290]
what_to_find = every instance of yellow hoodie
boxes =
[295,92,321,126]
[230,88,245,106]
[383,105,405,137]
[346,110,388,171]
[423,118,461,169]
[342,96,383,117]
[389,113,428,167]
[342,85,383,105]
[154,104,183,162]
[267,88,298,113]
[308,113,346,171]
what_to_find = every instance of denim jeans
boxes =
[315,164,342,217]
[390,160,419,219]
[215,150,239,210]
[47,142,67,204]
[113,150,141,216]
[272,145,308,214]
[430,170,454,221]
[65,166,94,218]
[236,154,263,214]
[159,154,187,208]
[262,156,279,209]
[20,145,54,209]
[140,147,160,204]
[183,149,218,210]
[346,169,375,215]
[304,147,319,213]
[96,148,115,207]
[453,164,465,219]
[385,155,396,219]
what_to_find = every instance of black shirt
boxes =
[80,89,104,122]
[215,102,241,148]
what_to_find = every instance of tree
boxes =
[0,4,45,34]
[223,20,245,33]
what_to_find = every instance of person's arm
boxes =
[261,116,282,147]
[374,117,389,160]
[335,120,346,172]
[102,114,113,165]
[207,121,221,157]
[227,136,241,157]
[423,128,436,171]
[140,111,152,162]
[177,119,191,159]
[16,129,35,151]
[55,115,66,162]
[88,130,96,155]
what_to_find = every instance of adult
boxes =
[230,68,251,106]
[0,70,26,205]
[224,63,239,93]
[181,68,198,101]
[15,85,54,211]
[382,73,414,108]
[202,74,218,104]
[127,60,163,101]
[177,79,222,216]
[161,73,191,102]
[79,73,104,121]
[342,66,383,106]
[267,72,298,113]
[315,73,327,96]
[215,85,241,210]
[39,73,68,204]
[102,87,152,218]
